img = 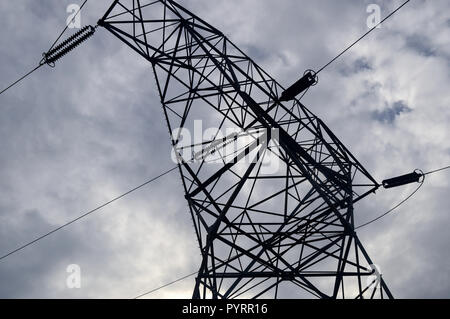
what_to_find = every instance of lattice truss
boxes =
[99,0,393,299]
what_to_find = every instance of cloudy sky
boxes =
[0,0,449,298]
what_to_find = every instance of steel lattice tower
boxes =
[99,0,393,299]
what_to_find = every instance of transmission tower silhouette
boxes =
[98,0,393,299]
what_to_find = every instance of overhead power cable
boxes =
[134,270,198,299]
[0,166,178,262]
[0,0,90,97]
[278,1,411,102]
[424,165,450,176]
[316,0,411,74]
[356,176,424,230]
[356,164,450,230]
[0,64,44,97]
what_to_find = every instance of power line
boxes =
[134,270,198,299]
[424,165,450,176]
[0,166,178,262]
[355,176,424,230]
[356,164,450,230]
[0,64,44,97]
[316,0,411,74]
[0,0,89,97]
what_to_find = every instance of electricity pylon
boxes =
[99,0,393,299]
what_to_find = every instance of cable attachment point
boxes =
[279,69,318,102]
[303,69,319,85]
[41,25,96,66]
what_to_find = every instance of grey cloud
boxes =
[372,101,412,124]
[338,57,373,77]
[404,34,437,57]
